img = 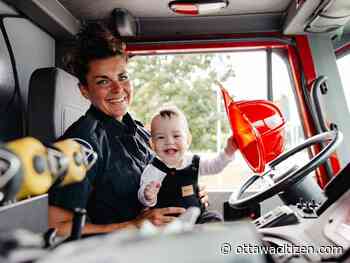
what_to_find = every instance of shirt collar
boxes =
[87,105,138,136]
[153,153,193,170]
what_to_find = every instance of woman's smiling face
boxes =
[79,55,133,121]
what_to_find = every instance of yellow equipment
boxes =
[52,138,97,187]
[0,137,97,204]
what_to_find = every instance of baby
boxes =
[138,105,237,223]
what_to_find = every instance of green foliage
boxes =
[128,53,233,151]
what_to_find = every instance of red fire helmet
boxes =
[220,85,286,173]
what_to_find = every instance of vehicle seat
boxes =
[27,67,90,143]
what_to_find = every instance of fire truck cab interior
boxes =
[0,0,350,262]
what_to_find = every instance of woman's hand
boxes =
[134,207,186,227]
[198,184,209,209]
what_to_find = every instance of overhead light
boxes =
[169,0,228,16]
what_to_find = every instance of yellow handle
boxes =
[53,139,87,186]
[6,137,53,200]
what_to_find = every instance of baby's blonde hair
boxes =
[150,105,189,135]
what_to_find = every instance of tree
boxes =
[128,53,234,151]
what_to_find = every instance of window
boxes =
[128,49,305,190]
[271,52,309,181]
[272,52,305,149]
[337,53,350,111]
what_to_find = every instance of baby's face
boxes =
[151,115,190,168]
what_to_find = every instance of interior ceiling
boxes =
[57,0,291,20]
[6,0,350,40]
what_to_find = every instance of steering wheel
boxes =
[229,130,343,209]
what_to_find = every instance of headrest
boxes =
[27,68,90,144]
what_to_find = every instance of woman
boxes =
[48,22,208,236]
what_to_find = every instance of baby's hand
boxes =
[144,181,161,202]
[224,136,238,157]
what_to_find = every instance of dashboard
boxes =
[34,162,350,263]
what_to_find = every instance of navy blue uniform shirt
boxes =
[49,106,154,224]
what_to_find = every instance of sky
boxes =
[337,56,350,112]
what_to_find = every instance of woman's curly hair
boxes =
[64,22,127,85]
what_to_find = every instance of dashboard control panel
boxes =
[253,205,299,228]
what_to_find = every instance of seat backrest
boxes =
[27,67,90,143]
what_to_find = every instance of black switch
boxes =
[223,201,260,221]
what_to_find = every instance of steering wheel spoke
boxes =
[229,130,343,209]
